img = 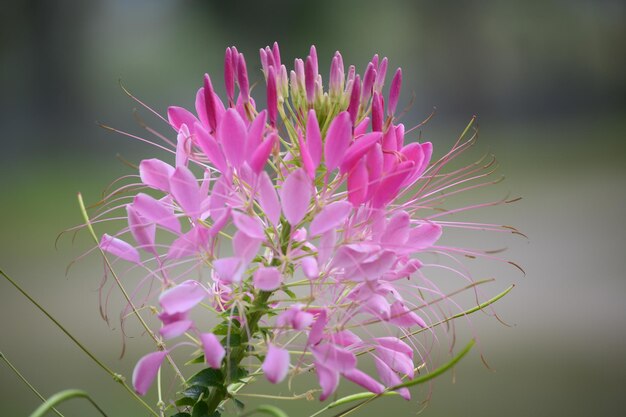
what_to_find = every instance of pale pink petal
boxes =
[279,168,311,226]
[99,234,140,264]
[307,309,327,346]
[249,132,277,174]
[159,280,206,315]
[232,211,266,240]
[317,229,336,265]
[375,345,414,378]
[347,158,368,206]
[200,333,226,369]
[195,87,209,128]
[253,266,282,291]
[316,362,339,401]
[263,344,290,384]
[306,110,322,167]
[232,231,262,264]
[194,123,228,173]
[343,368,384,394]
[218,108,247,169]
[324,111,352,172]
[175,124,192,168]
[346,250,396,281]
[213,257,245,284]
[133,193,180,234]
[298,130,316,179]
[132,351,167,396]
[374,356,410,400]
[167,106,197,131]
[309,201,352,236]
[126,205,156,254]
[167,226,210,259]
[300,256,319,280]
[362,293,391,320]
[388,300,427,329]
[159,320,193,340]
[139,159,174,192]
[409,223,442,250]
[374,337,414,359]
[329,330,361,347]
[312,343,356,373]
[169,166,202,218]
[257,171,280,227]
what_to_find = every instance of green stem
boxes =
[0,269,159,417]
[0,351,65,417]
[28,389,107,417]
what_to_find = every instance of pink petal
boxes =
[167,106,197,132]
[99,234,140,264]
[306,110,322,168]
[317,229,336,265]
[133,193,180,234]
[132,351,167,396]
[300,256,319,279]
[249,132,277,174]
[409,223,442,249]
[195,87,209,128]
[371,161,414,208]
[381,211,410,246]
[159,320,193,340]
[200,333,226,369]
[388,300,427,329]
[309,201,352,236]
[316,362,340,401]
[374,337,414,359]
[279,168,311,226]
[175,124,192,168]
[232,211,266,240]
[232,231,262,264]
[253,266,282,291]
[298,130,316,179]
[246,110,267,161]
[256,171,280,227]
[159,280,206,315]
[354,117,370,136]
[347,158,368,206]
[328,330,361,347]
[343,368,384,394]
[362,293,391,320]
[312,343,356,373]
[324,111,352,172]
[340,132,383,174]
[263,344,290,384]
[167,225,210,259]
[213,257,245,284]
[388,68,402,116]
[126,205,156,254]
[307,309,328,347]
[139,159,174,192]
[374,356,410,400]
[194,123,228,173]
[218,108,247,169]
[346,250,396,281]
[375,345,414,378]
[169,166,202,218]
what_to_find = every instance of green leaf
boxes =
[176,385,208,404]
[185,354,205,365]
[170,413,191,417]
[222,333,242,347]
[282,288,297,299]
[191,401,209,417]
[188,368,224,388]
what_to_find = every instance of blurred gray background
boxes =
[1,1,625,416]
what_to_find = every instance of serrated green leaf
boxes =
[188,368,224,388]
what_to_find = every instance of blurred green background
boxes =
[1,1,625,416]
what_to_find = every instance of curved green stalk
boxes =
[28,389,107,417]
[0,351,65,417]
[240,404,289,417]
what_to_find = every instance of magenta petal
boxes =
[307,309,328,346]
[139,159,174,192]
[232,211,266,240]
[316,362,340,401]
[132,351,167,396]
[218,108,247,169]
[213,257,245,284]
[246,110,267,161]
[306,110,322,168]
[381,211,410,246]
[169,166,202,218]
[133,193,180,234]
[159,320,193,340]
[159,280,206,315]
[324,111,352,172]
[375,345,414,378]
[340,132,382,174]
[309,201,352,236]
[127,205,156,254]
[298,130,316,179]
[257,171,280,227]
[343,368,384,394]
[280,168,311,226]
[312,343,356,373]
[175,124,192,168]
[374,337,414,359]
[167,106,198,132]
[388,68,402,116]
[263,344,290,384]
[200,333,226,369]
[249,132,277,174]
[194,123,228,173]
[253,266,282,291]
[409,223,442,249]
[100,234,140,264]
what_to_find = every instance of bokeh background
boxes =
[1,1,625,416]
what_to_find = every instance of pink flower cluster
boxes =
[91,43,514,413]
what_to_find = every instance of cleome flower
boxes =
[82,42,519,416]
